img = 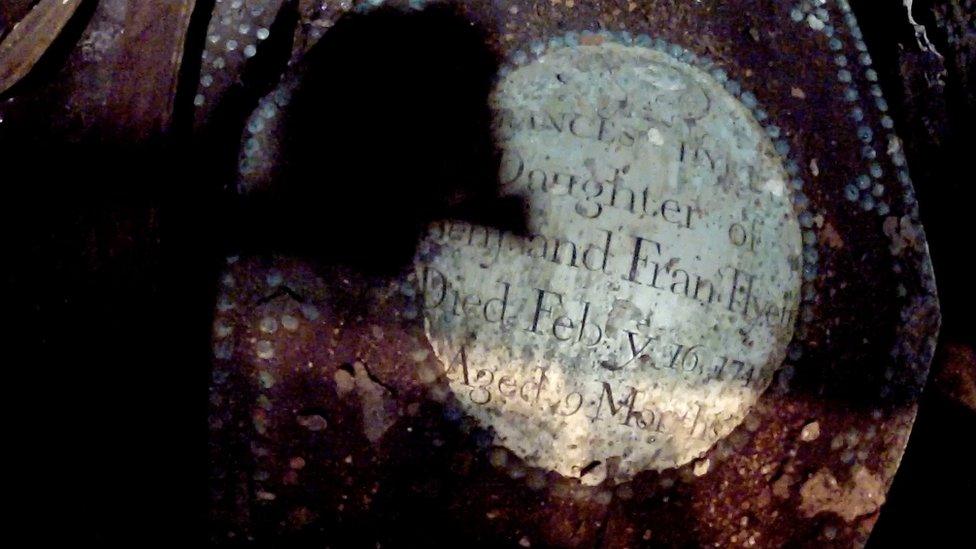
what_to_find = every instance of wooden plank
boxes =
[103,0,197,139]
[0,0,82,94]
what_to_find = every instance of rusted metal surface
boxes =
[198,1,941,547]
[933,343,976,412]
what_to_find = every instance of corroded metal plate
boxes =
[203,1,940,546]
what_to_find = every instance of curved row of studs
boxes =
[793,1,938,399]
[237,80,296,192]
[211,259,328,508]
[233,0,422,190]
[229,0,457,191]
[229,1,386,192]
[833,0,916,219]
[497,30,820,366]
[193,0,279,111]
[832,0,939,392]
[792,0,905,218]
[193,0,358,114]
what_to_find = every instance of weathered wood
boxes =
[102,0,197,139]
[0,1,37,37]
[0,0,82,94]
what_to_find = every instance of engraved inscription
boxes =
[416,43,802,482]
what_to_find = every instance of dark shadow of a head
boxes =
[251,4,525,275]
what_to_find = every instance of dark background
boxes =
[850,1,976,546]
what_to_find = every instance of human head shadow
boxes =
[240,4,527,275]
